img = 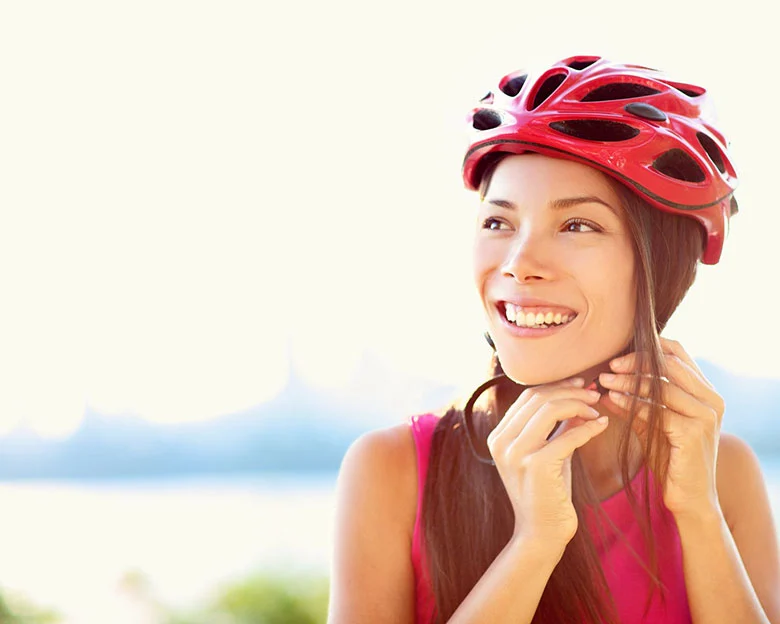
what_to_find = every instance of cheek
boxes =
[582,249,636,326]
[472,239,500,288]
[604,258,636,330]
[471,250,482,291]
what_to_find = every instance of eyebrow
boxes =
[485,195,619,218]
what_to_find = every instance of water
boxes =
[0,472,339,623]
[2,457,780,624]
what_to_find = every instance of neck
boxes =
[572,359,646,499]
[577,413,644,496]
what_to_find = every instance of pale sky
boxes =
[0,1,776,437]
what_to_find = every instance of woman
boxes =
[328,56,780,623]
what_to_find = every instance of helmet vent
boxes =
[652,149,705,183]
[625,64,660,71]
[530,73,567,110]
[582,83,661,102]
[730,196,739,216]
[549,119,640,142]
[499,74,528,97]
[472,109,503,131]
[567,58,599,70]
[662,81,705,97]
[696,132,726,174]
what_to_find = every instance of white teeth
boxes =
[505,303,516,322]
[503,303,576,328]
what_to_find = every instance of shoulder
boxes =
[718,431,759,464]
[714,433,780,621]
[336,422,419,535]
[341,422,417,479]
[328,422,421,622]
[716,432,765,531]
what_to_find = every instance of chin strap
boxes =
[462,371,610,466]
[461,373,514,466]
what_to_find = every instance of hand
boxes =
[487,377,610,545]
[597,336,725,521]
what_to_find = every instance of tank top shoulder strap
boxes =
[409,412,440,496]
[408,412,440,623]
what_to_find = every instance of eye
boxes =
[563,218,601,233]
[481,217,511,231]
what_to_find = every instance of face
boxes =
[473,153,637,386]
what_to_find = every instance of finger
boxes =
[599,372,710,420]
[611,338,698,373]
[615,338,716,394]
[659,336,712,388]
[609,350,652,375]
[606,390,679,436]
[662,353,722,409]
[611,351,714,407]
[609,351,665,375]
[489,377,585,439]
[599,371,655,397]
[503,398,602,457]
[491,386,600,445]
[660,342,724,420]
[535,416,610,463]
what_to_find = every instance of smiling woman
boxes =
[328,56,780,624]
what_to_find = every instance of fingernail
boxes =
[587,390,601,399]
[610,358,625,370]
[601,373,616,383]
[568,377,585,386]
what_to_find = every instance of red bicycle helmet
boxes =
[462,55,738,265]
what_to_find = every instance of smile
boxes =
[496,302,578,337]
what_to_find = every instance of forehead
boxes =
[484,153,622,208]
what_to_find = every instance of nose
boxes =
[500,231,554,283]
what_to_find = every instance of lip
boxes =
[495,300,579,338]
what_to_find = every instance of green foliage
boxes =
[165,572,330,624]
[0,589,61,624]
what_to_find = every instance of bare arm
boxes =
[446,532,566,624]
[676,511,772,624]
[674,434,780,624]
[327,425,417,624]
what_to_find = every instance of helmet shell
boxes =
[462,56,738,264]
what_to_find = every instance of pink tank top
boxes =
[409,412,692,624]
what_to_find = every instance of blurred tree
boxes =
[0,589,61,624]
[165,573,329,624]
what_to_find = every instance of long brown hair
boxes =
[421,151,705,623]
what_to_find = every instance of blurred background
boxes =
[0,0,778,622]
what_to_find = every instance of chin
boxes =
[496,352,613,387]
[498,362,577,387]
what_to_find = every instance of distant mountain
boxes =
[0,354,775,480]
[0,348,460,479]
